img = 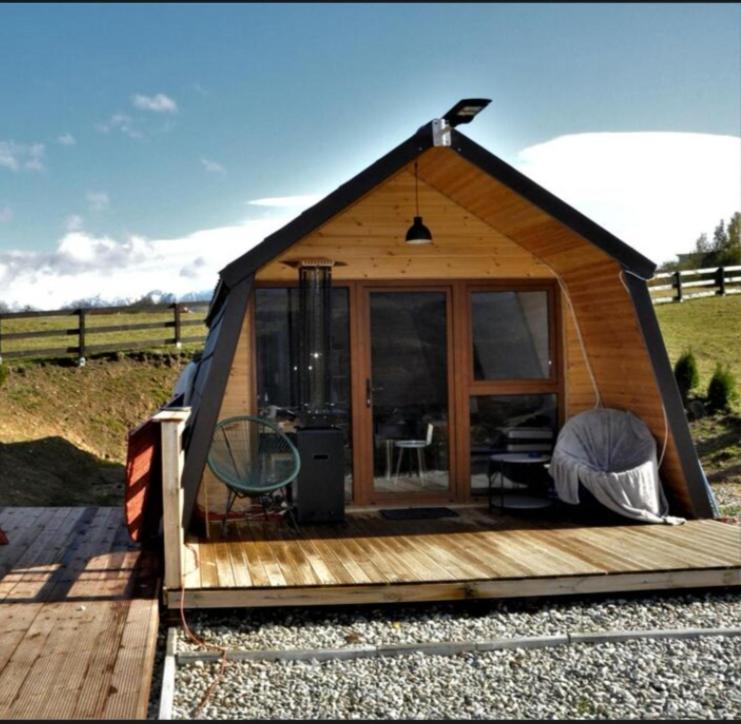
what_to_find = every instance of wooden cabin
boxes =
[153,101,739,611]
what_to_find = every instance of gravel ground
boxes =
[177,591,741,652]
[173,636,741,719]
[169,591,741,719]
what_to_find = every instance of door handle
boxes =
[366,379,383,407]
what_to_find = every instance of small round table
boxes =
[488,452,553,511]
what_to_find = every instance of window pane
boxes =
[469,394,557,494]
[255,287,353,501]
[471,291,550,379]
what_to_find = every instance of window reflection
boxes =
[470,394,557,494]
[471,291,550,380]
[255,287,353,501]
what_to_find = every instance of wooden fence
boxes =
[1,266,738,362]
[0,302,209,362]
[648,264,741,304]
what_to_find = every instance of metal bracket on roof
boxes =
[432,118,451,147]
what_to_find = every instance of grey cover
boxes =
[173,361,198,406]
[551,408,684,525]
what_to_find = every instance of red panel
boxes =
[124,417,163,543]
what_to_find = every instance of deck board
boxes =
[0,507,160,720]
[173,508,741,609]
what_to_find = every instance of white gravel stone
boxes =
[168,591,741,719]
[173,636,741,719]
[176,591,741,653]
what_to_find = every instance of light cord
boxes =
[179,542,229,718]
[537,257,602,409]
[414,161,420,217]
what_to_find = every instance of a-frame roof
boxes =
[219,121,656,292]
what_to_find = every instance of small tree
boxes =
[674,350,699,403]
[707,363,737,413]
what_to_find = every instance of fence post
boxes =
[673,270,683,303]
[716,266,726,296]
[173,303,182,349]
[77,309,87,366]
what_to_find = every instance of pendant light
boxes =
[405,161,432,245]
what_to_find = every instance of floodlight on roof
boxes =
[442,98,492,127]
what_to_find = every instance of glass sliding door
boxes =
[366,289,451,499]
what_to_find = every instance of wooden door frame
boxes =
[353,281,458,507]
[455,279,563,502]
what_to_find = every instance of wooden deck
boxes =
[0,507,160,720]
[170,508,741,609]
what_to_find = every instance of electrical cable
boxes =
[179,542,229,719]
[537,258,601,409]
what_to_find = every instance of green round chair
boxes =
[206,415,301,534]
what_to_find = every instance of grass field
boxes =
[655,294,741,401]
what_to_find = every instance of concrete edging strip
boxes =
[175,627,741,666]
[158,628,178,720]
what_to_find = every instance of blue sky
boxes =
[0,3,739,308]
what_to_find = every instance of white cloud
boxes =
[0,215,294,310]
[96,113,143,139]
[201,158,225,174]
[131,93,178,113]
[0,141,45,172]
[65,214,84,231]
[57,133,76,146]
[86,191,110,212]
[0,206,12,223]
[513,132,741,264]
[247,194,322,209]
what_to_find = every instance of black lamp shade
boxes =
[405,215,433,245]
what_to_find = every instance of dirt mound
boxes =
[0,437,124,506]
[0,352,190,506]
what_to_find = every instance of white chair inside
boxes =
[394,423,434,483]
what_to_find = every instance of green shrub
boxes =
[674,349,699,402]
[707,363,737,412]
[0,364,7,388]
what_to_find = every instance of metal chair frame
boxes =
[207,415,301,535]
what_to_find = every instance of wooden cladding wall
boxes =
[560,260,688,513]
[196,303,257,516]
[563,303,598,418]
[256,168,555,282]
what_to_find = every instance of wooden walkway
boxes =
[0,507,160,720]
[171,508,741,609]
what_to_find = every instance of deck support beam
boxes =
[154,408,191,592]
[166,566,740,610]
